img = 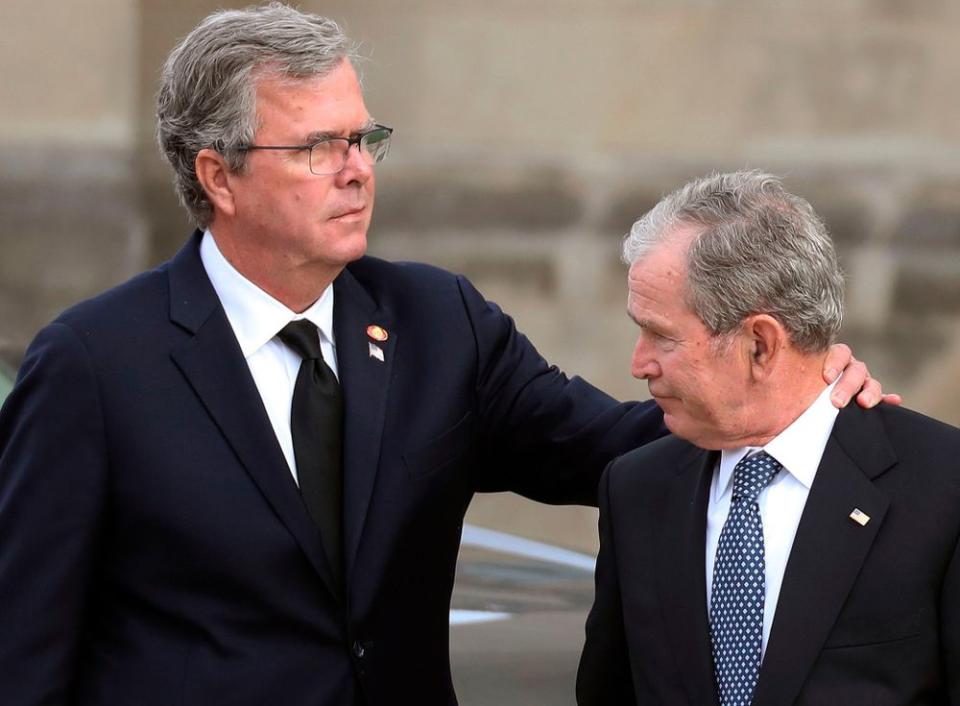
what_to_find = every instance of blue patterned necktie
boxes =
[709,451,783,706]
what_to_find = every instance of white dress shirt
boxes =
[705,381,839,657]
[199,229,339,484]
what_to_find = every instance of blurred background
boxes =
[3,1,960,699]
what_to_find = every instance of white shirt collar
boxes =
[199,229,335,359]
[715,380,839,501]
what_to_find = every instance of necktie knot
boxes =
[732,451,782,503]
[278,319,323,360]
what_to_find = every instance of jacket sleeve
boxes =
[457,274,666,504]
[0,322,109,703]
[576,461,637,705]
[942,525,960,704]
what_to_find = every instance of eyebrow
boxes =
[628,311,673,337]
[303,119,377,144]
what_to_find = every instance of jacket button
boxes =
[353,640,366,659]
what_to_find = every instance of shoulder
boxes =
[875,402,960,440]
[598,433,705,531]
[604,433,699,494]
[54,264,170,334]
[873,403,960,467]
[24,261,176,368]
[838,402,960,461]
[346,256,464,297]
[833,404,960,514]
[344,255,503,326]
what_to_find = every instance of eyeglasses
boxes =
[235,124,393,175]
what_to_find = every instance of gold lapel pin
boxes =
[849,508,870,526]
[366,325,388,342]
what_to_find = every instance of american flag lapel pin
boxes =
[849,508,870,526]
[366,325,388,363]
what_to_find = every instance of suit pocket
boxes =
[822,609,921,648]
[403,411,476,480]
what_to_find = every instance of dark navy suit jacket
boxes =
[0,232,664,705]
[578,403,960,705]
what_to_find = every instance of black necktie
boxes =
[277,319,344,590]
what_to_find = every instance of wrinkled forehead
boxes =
[251,60,370,134]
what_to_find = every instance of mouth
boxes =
[650,391,676,405]
[330,204,367,221]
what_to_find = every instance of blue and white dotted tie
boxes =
[709,451,782,706]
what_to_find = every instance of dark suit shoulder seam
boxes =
[47,322,112,478]
[600,464,623,558]
[453,274,484,400]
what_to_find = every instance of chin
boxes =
[344,235,368,262]
[665,419,727,450]
[661,412,682,435]
[662,414,698,444]
[325,230,368,266]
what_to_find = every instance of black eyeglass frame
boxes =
[234,124,393,175]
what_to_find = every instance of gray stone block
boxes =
[374,174,581,233]
[895,206,960,247]
[893,267,960,316]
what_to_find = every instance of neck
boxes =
[209,229,341,313]
[245,266,340,314]
[724,353,829,449]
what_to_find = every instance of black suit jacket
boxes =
[578,402,960,706]
[0,233,665,706]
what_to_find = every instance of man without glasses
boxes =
[577,171,959,706]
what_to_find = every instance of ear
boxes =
[744,314,787,382]
[195,148,238,218]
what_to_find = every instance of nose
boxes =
[631,333,660,380]
[336,142,374,185]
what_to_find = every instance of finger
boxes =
[880,392,903,407]
[822,343,853,383]
[852,377,884,409]
[830,360,868,408]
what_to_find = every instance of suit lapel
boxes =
[753,405,895,705]
[166,234,340,599]
[656,447,720,706]
[333,266,395,586]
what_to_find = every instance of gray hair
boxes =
[156,2,356,227]
[623,171,843,353]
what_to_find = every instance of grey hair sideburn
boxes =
[623,171,843,353]
[156,2,355,227]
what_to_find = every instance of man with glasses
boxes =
[0,4,882,705]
